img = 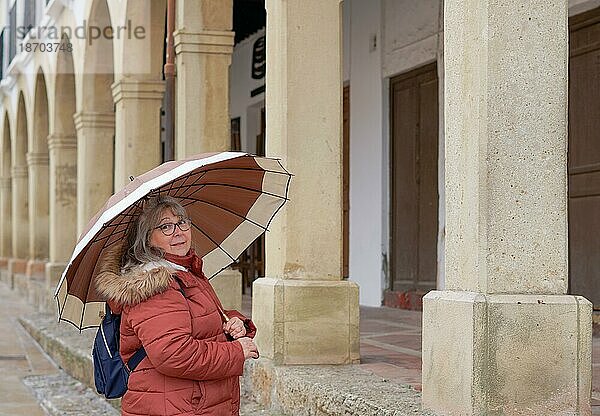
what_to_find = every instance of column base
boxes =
[422,291,592,415]
[0,257,9,286]
[210,268,242,311]
[27,260,49,312]
[252,278,360,365]
[9,258,28,294]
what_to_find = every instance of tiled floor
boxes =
[243,295,600,412]
[359,305,600,413]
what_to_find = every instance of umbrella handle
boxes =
[219,307,235,341]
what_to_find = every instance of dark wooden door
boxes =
[568,7,600,306]
[390,62,438,293]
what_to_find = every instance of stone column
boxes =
[0,176,11,286]
[46,134,77,291]
[174,0,241,310]
[11,165,28,259]
[0,176,11,258]
[26,151,50,311]
[26,152,49,260]
[10,165,29,292]
[422,1,591,414]
[74,112,115,235]
[252,0,360,365]
[174,0,234,157]
[112,79,165,191]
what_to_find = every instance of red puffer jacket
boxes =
[96,251,255,416]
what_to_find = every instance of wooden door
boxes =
[390,63,438,295]
[568,7,600,306]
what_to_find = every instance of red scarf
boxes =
[163,249,205,278]
[164,249,231,323]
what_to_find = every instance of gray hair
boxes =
[122,195,188,270]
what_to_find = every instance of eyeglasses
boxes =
[154,218,192,236]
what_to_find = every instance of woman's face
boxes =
[149,208,192,257]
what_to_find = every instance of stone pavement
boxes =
[3,282,598,414]
[0,283,55,416]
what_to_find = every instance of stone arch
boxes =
[1,113,12,258]
[118,0,166,78]
[12,92,29,259]
[55,34,77,136]
[29,69,50,260]
[82,0,115,112]
[76,0,115,233]
[49,32,78,266]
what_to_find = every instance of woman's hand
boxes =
[223,317,246,339]
[237,337,259,360]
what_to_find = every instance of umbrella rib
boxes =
[168,170,193,198]
[191,222,237,263]
[265,161,293,230]
[163,182,290,201]
[77,201,133,328]
[56,291,69,325]
[176,164,292,176]
[177,196,269,231]
[167,171,207,199]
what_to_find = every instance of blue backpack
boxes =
[92,304,146,399]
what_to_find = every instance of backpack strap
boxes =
[172,275,187,298]
[126,347,147,372]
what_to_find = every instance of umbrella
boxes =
[55,152,292,330]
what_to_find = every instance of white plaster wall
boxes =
[569,0,600,15]
[382,0,441,78]
[229,28,266,154]
[348,0,384,307]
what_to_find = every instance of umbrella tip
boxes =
[129,176,135,182]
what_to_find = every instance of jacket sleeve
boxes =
[225,309,257,339]
[125,288,245,381]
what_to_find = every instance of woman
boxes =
[96,195,259,416]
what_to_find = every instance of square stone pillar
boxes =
[422,1,592,414]
[74,112,115,235]
[174,0,234,157]
[26,152,49,260]
[112,79,165,191]
[211,269,242,311]
[11,165,28,259]
[47,133,77,264]
[0,177,11,258]
[46,133,77,315]
[174,0,242,307]
[252,0,360,365]
[0,177,11,287]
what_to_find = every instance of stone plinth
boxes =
[423,292,592,414]
[253,278,360,365]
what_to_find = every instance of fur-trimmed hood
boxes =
[95,265,175,306]
[94,244,187,306]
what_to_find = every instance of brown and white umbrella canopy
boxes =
[55,152,291,330]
